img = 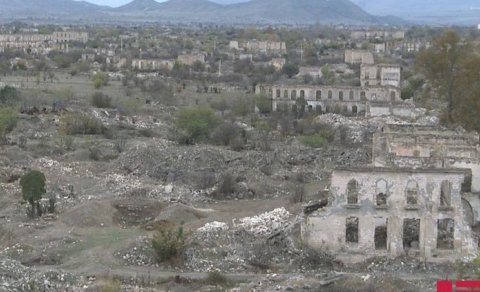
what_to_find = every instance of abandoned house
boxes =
[344,49,375,65]
[256,84,401,116]
[302,167,477,262]
[131,59,174,71]
[361,64,402,88]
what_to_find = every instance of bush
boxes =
[60,112,105,135]
[209,122,241,147]
[203,271,230,286]
[92,72,109,89]
[20,170,46,218]
[175,107,222,144]
[0,86,19,105]
[91,92,113,108]
[255,94,272,114]
[0,108,17,142]
[218,173,235,196]
[152,225,185,263]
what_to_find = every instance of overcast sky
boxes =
[82,0,249,7]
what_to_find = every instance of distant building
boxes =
[351,30,405,40]
[177,53,205,66]
[132,59,174,71]
[297,67,323,79]
[230,40,286,53]
[361,64,401,88]
[345,50,374,65]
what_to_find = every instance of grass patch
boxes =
[299,133,329,148]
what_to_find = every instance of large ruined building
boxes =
[0,31,88,53]
[302,168,477,262]
[256,84,401,116]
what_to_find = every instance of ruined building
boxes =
[229,40,286,53]
[361,64,402,88]
[350,30,405,40]
[0,31,88,53]
[302,167,477,262]
[256,84,401,116]
[131,59,174,71]
[344,50,374,65]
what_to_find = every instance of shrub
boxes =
[209,122,241,146]
[0,108,17,142]
[152,225,185,263]
[255,94,272,114]
[175,107,222,144]
[0,86,19,105]
[20,170,46,218]
[60,112,105,135]
[203,271,230,286]
[92,72,109,89]
[91,92,113,108]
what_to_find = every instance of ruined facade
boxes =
[344,50,374,65]
[361,64,401,88]
[256,84,401,116]
[132,59,174,71]
[0,31,88,53]
[350,30,405,40]
[302,168,477,262]
[373,125,480,193]
[229,40,286,53]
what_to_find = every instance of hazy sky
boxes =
[81,0,248,7]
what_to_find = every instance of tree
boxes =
[416,30,466,123]
[20,170,46,218]
[282,63,299,78]
[417,30,480,131]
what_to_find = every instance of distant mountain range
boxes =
[350,0,480,25]
[0,0,477,25]
[0,0,402,25]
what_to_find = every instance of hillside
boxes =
[0,0,397,25]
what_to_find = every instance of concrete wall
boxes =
[302,168,477,262]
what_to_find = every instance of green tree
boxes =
[175,107,222,144]
[321,65,336,85]
[282,63,299,78]
[416,30,466,123]
[20,170,46,218]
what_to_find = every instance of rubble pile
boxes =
[0,257,78,291]
[235,207,291,237]
[115,236,157,267]
[197,221,229,233]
